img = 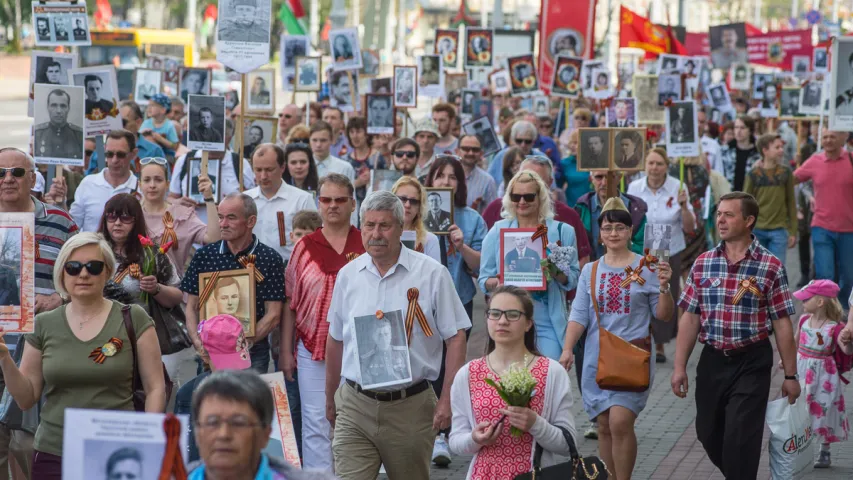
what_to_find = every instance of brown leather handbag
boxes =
[590,261,652,392]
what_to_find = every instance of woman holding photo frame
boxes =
[479,170,580,360]
[390,177,441,262]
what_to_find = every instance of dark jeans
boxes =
[250,342,271,374]
[799,229,811,285]
[695,340,772,480]
[431,300,473,436]
[31,450,61,479]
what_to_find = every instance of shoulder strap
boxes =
[531,425,578,470]
[121,305,142,393]
[798,314,811,330]
[590,260,601,327]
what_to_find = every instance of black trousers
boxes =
[799,230,811,284]
[695,339,772,480]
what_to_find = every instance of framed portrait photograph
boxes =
[657,53,684,74]
[779,87,801,119]
[215,0,272,73]
[365,94,395,134]
[507,54,538,96]
[814,46,828,73]
[32,3,91,47]
[200,269,256,336]
[33,84,86,166]
[751,72,775,101]
[612,128,646,171]
[657,73,681,106]
[247,69,276,112]
[709,23,748,69]
[532,96,549,116]
[462,116,501,157]
[188,94,226,151]
[683,57,702,77]
[370,169,404,193]
[577,128,610,172]
[185,156,222,203]
[329,69,359,112]
[294,56,321,92]
[706,82,733,111]
[589,67,612,99]
[280,34,309,71]
[0,214,35,333]
[69,65,121,137]
[460,88,480,116]
[162,56,183,87]
[178,67,211,102]
[61,409,190,480]
[490,69,511,95]
[580,60,604,92]
[424,188,454,235]
[393,65,417,108]
[759,81,779,118]
[353,310,413,390]
[28,50,76,117]
[551,55,582,98]
[242,115,277,158]
[644,223,673,263]
[799,81,823,116]
[445,72,467,100]
[472,99,493,121]
[792,55,810,77]
[369,77,392,94]
[132,68,161,106]
[465,28,494,69]
[329,27,362,71]
[260,373,302,468]
[665,101,699,157]
[499,228,546,291]
[606,98,637,128]
[435,29,459,69]
[224,89,240,110]
[728,63,750,91]
[361,50,380,77]
[418,55,443,98]
[633,75,664,124]
[830,37,853,130]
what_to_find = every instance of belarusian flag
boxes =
[279,0,307,35]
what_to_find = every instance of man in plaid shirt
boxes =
[671,192,800,480]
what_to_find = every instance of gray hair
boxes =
[360,191,405,226]
[169,95,185,108]
[511,120,537,141]
[53,232,117,298]
[520,155,554,183]
[0,147,36,170]
[222,192,258,218]
[191,370,274,428]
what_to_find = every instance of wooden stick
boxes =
[239,74,247,192]
[606,171,618,200]
[200,150,209,179]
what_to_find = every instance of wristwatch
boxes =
[784,374,799,381]
[204,197,216,203]
[659,284,671,294]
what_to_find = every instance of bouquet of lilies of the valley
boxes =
[484,360,538,437]
[540,242,576,282]
[138,235,174,301]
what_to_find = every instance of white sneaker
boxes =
[432,434,451,467]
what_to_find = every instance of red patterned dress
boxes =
[468,356,550,479]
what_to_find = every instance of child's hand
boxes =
[838,328,853,355]
[777,359,784,370]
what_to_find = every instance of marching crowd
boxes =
[0,75,852,480]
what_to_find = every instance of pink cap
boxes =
[198,315,251,370]
[793,279,840,302]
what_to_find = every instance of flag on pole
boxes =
[93,0,113,28]
[279,0,308,35]
[619,6,686,56]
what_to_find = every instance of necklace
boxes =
[71,301,109,331]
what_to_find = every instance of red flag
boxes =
[665,8,687,55]
[619,6,685,56]
[94,0,112,28]
[538,0,596,95]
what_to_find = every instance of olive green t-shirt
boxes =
[25,301,153,456]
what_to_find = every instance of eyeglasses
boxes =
[509,192,537,203]
[280,113,293,119]
[397,195,421,206]
[85,149,95,157]
[486,309,524,322]
[64,260,106,276]
[394,151,417,159]
[0,168,30,179]
[105,151,129,159]
[515,138,534,145]
[195,416,261,431]
[600,225,630,234]
[459,146,481,153]
[140,157,168,166]
[318,196,351,205]
[105,213,135,224]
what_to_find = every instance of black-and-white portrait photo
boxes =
[179,68,211,102]
[779,87,800,118]
[707,82,732,109]
[329,69,358,112]
[366,94,394,134]
[634,75,664,124]
[606,98,637,127]
[577,128,610,171]
[549,28,582,58]
[186,158,222,204]
[666,101,699,157]
[280,34,309,70]
[445,73,467,100]
[329,27,362,70]
[551,56,582,98]
[507,54,538,96]
[460,88,480,116]
[132,68,161,106]
[33,84,85,166]
[424,188,454,234]
[369,77,392,94]
[224,90,240,110]
[814,47,828,72]
[393,65,417,108]
[472,99,493,121]
[0,228,21,308]
[35,16,51,43]
[418,55,443,98]
[370,169,404,193]
[29,51,76,117]
[72,17,88,42]
[532,97,549,117]
[729,63,750,91]
[658,54,681,74]
[799,81,823,115]
[354,310,412,390]
[243,116,276,158]
[435,29,459,68]
[709,23,748,69]
[751,73,774,100]
[657,74,681,106]
[462,117,501,156]
[53,17,68,42]
[217,0,271,43]
[830,37,853,130]
[612,129,645,171]
[187,94,226,151]
[361,50,380,76]
[580,60,603,92]
[294,56,321,92]
[760,82,779,117]
[644,223,672,262]
[69,65,121,136]
[247,69,275,112]
[465,28,494,68]
[683,57,700,77]
[490,70,511,95]
[82,440,166,480]
[793,55,810,77]
[31,3,92,46]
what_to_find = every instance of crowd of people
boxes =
[1,48,853,480]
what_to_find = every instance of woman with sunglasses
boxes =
[562,198,674,480]
[448,286,575,478]
[139,157,220,277]
[390,176,441,262]
[0,233,165,478]
[285,124,310,145]
[283,143,320,194]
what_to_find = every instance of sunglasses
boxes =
[394,151,417,159]
[459,146,482,153]
[85,149,95,157]
[0,168,29,178]
[140,157,168,166]
[509,192,537,203]
[64,260,106,276]
[318,196,350,205]
[105,151,129,159]
[105,213,135,224]
[397,195,421,206]
[515,139,534,145]
[281,114,293,119]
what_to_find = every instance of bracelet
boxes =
[204,197,216,203]
[659,285,671,294]
[154,283,161,295]
[784,374,798,381]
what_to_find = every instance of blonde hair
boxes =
[501,170,554,222]
[53,232,117,298]
[285,124,310,144]
[818,295,845,323]
[391,176,429,248]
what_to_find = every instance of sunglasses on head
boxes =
[394,151,417,159]
[0,168,29,179]
[509,192,537,203]
[105,212,135,224]
[105,151,129,159]
[64,260,106,276]
[318,196,350,205]
[140,157,168,166]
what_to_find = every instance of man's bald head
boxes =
[0,147,36,171]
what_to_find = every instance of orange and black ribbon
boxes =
[277,212,287,247]
[238,255,265,283]
[732,277,762,305]
[114,263,141,283]
[531,224,548,242]
[88,337,123,364]
[640,249,659,272]
[157,414,188,480]
[405,288,433,343]
[160,211,179,250]
[619,266,646,289]
[663,98,675,108]
[346,252,361,263]
[198,271,221,306]
[415,243,425,254]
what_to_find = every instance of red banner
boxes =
[538,0,596,95]
[685,29,812,70]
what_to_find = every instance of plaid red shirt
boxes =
[678,237,795,351]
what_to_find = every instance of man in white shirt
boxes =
[69,129,139,231]
[325,191,470,480]
[245,143,317,264]
[310,121,355,181]
[698,110,723,174]
[413,118,440,178]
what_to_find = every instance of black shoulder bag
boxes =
[513,426,610,480]
[121,305,173,412]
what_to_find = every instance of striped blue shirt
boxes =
[465,166,498,214]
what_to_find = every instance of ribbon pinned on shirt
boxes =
[531,224,548,242]
[405,287,433,343]
[619,266,646,288]
[732,277,762,305]
[160,211,179,249]
[114,263,141,283]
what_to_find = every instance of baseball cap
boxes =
[793,279,840,302]
[198,314,251,370]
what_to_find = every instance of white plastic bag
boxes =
[766,397,814,480]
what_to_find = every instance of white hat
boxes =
[33,170,45,194]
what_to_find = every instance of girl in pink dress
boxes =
[449,286,576,479]
[792,280,851,469]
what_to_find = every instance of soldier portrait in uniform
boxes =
[329,27,363,70]
[507,54,538,96]
[354,310,412,390]
[247,70,275,111]
[417,55,442,98]
[709,23,748,69]
[179,68,211,102]
[35,17,51,42]
[465,28,494,68]
[644,223,672,263]
[799,81,823,115]
[657,74,681,106]
[281,34,308,69]
[53,18,69,42]
[242,116,275,159]
[200,270,256,336]
[328,69,358,112]
[366,94,394,134]
[814,47,828,72]
[187,94,226,151]
[29,51,77,117]
[666,101,700,157]
[74,73,115,116]
[779,87,801,118]
[70,65,121,136]
[294,56,321,92]
[217,0,271,43]
[393,65,417,108]
[423,188,454,235]
[72,17,88,42]
[707,82,731,109]
[33,84,85,166]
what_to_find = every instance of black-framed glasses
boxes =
[0,168,30,179]
[394,151,417,159]
[64,260,106,276]
[509,192,537,203]
[486,309,524,322]
[105,213,135,224]
[397,195,421,206]
[105,151,129,159]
